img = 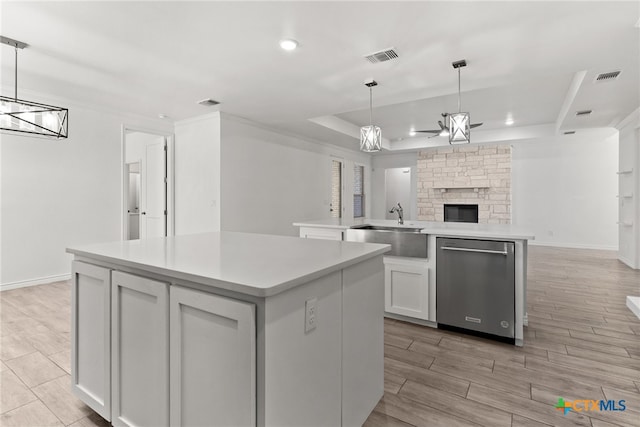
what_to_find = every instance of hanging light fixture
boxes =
[1,36,68,139]
[359,79,381,152]
[449,60,471,144]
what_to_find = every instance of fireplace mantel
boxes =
[433,185,490,193]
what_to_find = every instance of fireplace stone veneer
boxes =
[417,144,511,224]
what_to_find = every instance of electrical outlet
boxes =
[305,298,317,332]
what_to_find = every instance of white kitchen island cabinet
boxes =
[68,231,389,427]
[71,261,111,420]
[170,285,255,427]
[111,271,169,427]
[384,257,431,321]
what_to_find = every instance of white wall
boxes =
[371,153,418,220]
[511,129,618,250]
[0,93,171,288]
[220,114,371,236]
[617,113,640,268]
[174,112,221,235]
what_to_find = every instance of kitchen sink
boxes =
[350,225,424,233]
[344,224,428,258]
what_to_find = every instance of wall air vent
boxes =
[575,110,592,116]
[564,131,576,135]
[365,48,399,64]
[595,70,621,82]
[197,98,220,106]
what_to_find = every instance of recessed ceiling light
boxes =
[409,129,416,136]
[505,118,514,126]
[279,39,298,51]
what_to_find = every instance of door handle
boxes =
[440,246,508,255]
[141,212,146,215]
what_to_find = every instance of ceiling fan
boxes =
[415,60,482,143]
[416,112,483,138]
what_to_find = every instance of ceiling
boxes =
[2,1,638,152]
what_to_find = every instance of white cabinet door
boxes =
[384,258,430,320]
[170,286,256,427]
[71,261,111,420]
[111,272,169,427]
[299,226,343,240]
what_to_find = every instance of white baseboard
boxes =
[528,241,618,251]
[1,273,71,292]
[617,255,639,270]
[627,296,640,320]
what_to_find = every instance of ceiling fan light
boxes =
[360,125,381,152]
[449,112,470,144]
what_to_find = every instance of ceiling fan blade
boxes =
[415,129,441,133]
[428,133,441,139]
[470,122,483,128]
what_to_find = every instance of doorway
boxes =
[122,128,173,240]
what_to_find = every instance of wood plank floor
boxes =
[365,246,640,427]
[0,246,638,426]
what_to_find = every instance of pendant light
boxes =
[359,80,381,152]
[448,60,470,144]
[0,36,68,139]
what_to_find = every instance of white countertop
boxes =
[67,232,390,297]
[294,218,535,240]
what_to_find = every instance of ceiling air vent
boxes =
[575,110,592,116]
[197,98,220,106]
[365,47,399,64]
[564,131,576,135]
[595,70,621,82]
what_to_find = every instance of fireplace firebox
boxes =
[444,204,479,223]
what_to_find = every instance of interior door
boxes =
[140,137,166,238]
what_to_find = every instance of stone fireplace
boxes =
[417,144,511,224]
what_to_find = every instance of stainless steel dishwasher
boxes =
[436,237,515,342]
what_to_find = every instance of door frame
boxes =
[121,125,175,240]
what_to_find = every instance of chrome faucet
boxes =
[389,203,404,225]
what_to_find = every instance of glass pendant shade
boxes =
[449,112,470,144]
[360,125,381,152]
[0,97,68,138]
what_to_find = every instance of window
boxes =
[330,160,342,218]
[353,165,365,218]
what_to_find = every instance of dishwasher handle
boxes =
[440,246,508,256]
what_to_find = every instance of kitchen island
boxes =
[294,219,534,346]
[67,232,390,427]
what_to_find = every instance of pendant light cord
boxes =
[369,86,373,126]
[14,46,18,100]
[457,67,461,112]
